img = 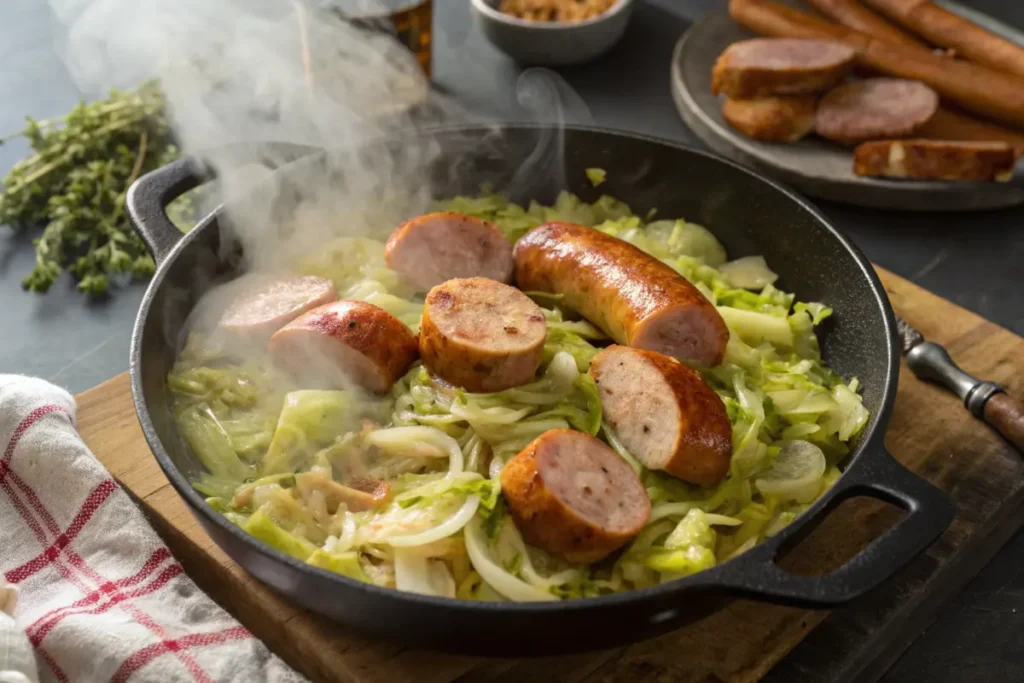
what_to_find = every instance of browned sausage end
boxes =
[853,139,1016,181]
[218,274,337,339]
[712,38,856,99]
[513,222,729,368]
[385,212,514,293]
[420,277,547,393]
[500,429,651,564]
[722,95,818,143]
[269,300,418,393]
[590,345,733,487]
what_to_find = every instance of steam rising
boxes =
[48,0,590,396]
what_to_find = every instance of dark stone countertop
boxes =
[0,0,1020,680]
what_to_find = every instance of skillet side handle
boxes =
[126,158,205,265]
[713,449,954,606]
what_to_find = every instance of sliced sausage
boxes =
[816,78,939,145]
[711,38,855,99]
[385,212,514,292]
[500,429,651,564]
[419,277,546,393]
[268,300,418,393]
[513,222,729,368]
[853,139,1016,182]
[218,274,337,339]
[728,0,1024,129]
[590,345,733,487]
[722,95,818,143]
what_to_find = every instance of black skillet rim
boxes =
[129,122,901,615]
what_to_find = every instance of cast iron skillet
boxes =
[126,124,953,656]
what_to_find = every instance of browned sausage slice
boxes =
[268,300,418,393]
[853,139,1016,182]
[590,346,733,487]
[816,78,938,144]
[722,95,818,142]
[513,222,729,367]
[218,275,337,338]
[712,38,856,98]
[385,212,514,292]
[419,277,546,393]
[500,429,651,564]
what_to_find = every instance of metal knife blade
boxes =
[895,314,1022,451]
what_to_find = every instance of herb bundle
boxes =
[0,80,185,296]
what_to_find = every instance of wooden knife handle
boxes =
[983,392,1024,452]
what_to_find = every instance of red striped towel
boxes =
[0,376,306,683]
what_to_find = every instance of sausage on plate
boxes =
[590,345,733,487]
[722,95,818,142]
[816,78,939,144]
[268,300,418,393]
[513,222,729,367]
[862,0,1024,79]
[853,139,1016,181]
[711,38,856,98]
[419,277,547,393]
[803,0,928,50]
[728,0,1024,129]
[218,275,337,339]
[500,429,651,563]
[385,212,514,292]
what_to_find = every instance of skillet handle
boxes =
[126,158,204,266]
[712,449,953,606]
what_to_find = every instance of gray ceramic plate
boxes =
[671,13,1024,211]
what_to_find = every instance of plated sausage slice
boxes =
[853,139,1016,182]
[513,222,729,368]
[385,212,514,293]
[816,78,939,144]
[722,95,818,142]
[712,38,855,99]
[419,277,547,393]
[590,345,733,487]
[269,300,418,393]
[218,274,337,339]
[500,429,651,564]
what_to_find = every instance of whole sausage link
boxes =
[513,222,729,367]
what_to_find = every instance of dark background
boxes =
[0,0,1020,680]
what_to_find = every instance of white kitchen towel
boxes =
[0,375,307,683]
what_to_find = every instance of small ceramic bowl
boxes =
[470,0,638,67]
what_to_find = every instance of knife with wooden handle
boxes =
[897,316,1024,451]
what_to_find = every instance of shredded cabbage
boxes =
[168,181,869,602]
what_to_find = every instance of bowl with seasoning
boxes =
[470,0,637,66]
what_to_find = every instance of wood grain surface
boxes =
[75,268,1024,683]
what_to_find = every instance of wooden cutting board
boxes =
[75,268,1024,683]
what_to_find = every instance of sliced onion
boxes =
[650,502,695,521]
[463,518,556,602]
[755,440,826,503]
[450,402,534,425]
[394,548,456,598]
[488,455,506,480]
[501,518,581,589]
[720,255,779,290]
[704,513,743,527]
[547,351,579,391]
[335,513,357,553]
[385,495,480,548]
[364,426,463,477]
